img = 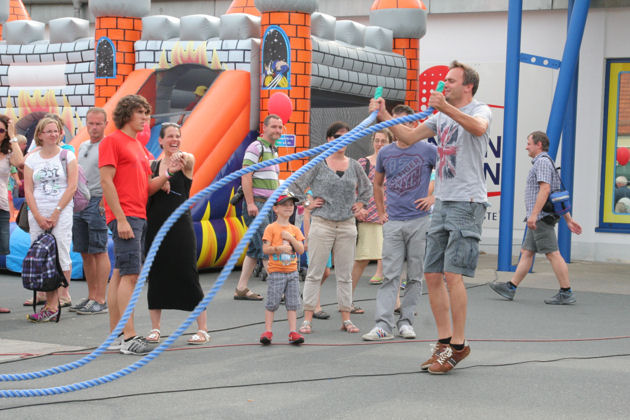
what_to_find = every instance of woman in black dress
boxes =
[144,123,209,345]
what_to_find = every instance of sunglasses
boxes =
[0,128,5,134]
[333,134,343,139]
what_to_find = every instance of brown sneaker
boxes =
[427,341,471,374]
[420,342,449,371]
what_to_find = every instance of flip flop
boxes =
[23,298,46,307]
[350,306,365,315]
[0,307,10,313]
[369,276,384,285]
[234,287,263,301]
[188,330,211,345]
[313,310,330,319]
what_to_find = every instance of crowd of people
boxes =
[1,60,583,374]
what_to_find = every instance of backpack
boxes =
[22,230,68,320]
[59,148,91,212]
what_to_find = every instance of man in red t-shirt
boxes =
[99,95,183,355]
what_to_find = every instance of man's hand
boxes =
[247,202,259,217]
[415,195,435,211]
[369,97,387,121]
[117,219,135,239]
[527,214,537,230]
[428,90,448,112]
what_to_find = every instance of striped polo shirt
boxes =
[242,137,279,198]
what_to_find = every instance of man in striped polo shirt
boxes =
[234,114,282,301]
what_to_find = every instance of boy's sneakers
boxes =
[107,334,124,351]
[26,306,60,323]
[68,298,90,312]
[488,281,516,300]
[119,336,155,355]
[362,326,394,341]
[398,324,416,339]
[288,331,304,345]
[544,289,576,305]
[420,342,450,370]
[76,300,108,315]
[260,331,273,345]
[427,341,471,375]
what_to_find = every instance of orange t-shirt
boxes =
[262,222,305,273]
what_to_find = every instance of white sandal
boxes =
[146,329,161,343]
[188,330,211,345]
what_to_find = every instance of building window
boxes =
[598,59,630,232]
[96,37,116,79]
[261,26,290,90]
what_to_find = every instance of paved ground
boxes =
[1,253,629,419]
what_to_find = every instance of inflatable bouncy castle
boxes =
[0,0,430,277]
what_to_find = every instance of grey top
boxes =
[424,99,492,203]
[78,139,103,197]
[289,158,373,222]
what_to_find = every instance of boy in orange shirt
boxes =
[260,193,305,345]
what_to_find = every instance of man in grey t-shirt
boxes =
[70,107,111,315]
[370,60,491,374]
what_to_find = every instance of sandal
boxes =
[188,330,210,345]
[146,329,161,343]
[298,320,312,334]
[341,320,360,333]
[313,310,330,320]
[59,297,72,308]
[350,306,365,315]
[23,298,46,307]
[369,276,384,285]
[0,307,10,313]
[233,287,263,301]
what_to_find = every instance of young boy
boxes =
[260,193,305,345]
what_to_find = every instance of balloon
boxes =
[268,93,292,124]
[137,122,151,146]
[617,147,630,166]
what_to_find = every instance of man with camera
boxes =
[488,131,582,305]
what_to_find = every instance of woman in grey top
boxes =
[289,121,372,334]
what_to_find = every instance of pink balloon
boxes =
[268,93,292,124]
[137,122,151,146]
[618,147,630,166]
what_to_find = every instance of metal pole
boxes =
[546,0,590,158]
[497,0,523,272]
[558,0,579,262]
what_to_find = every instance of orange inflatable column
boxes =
[0,0,31,41]
[257,0,318,179]
[90,1,150,107]
[370,0,427,110]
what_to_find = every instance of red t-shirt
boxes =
[99,129,152,224]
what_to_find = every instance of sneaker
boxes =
[544,290,576,305]
[68,297,90,312]
[119,336,155,355]
[260,331,273,345]
[361,326,394,341]
[428,341,471,374]
[26,307,60,323]
[488,282,516,301]
[288,331,304,345]
[398,324,416,339]
[107,334,124,351]
[76,300,108,315]
[420,342,449,370]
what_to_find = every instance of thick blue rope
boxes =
[0,107,434,397]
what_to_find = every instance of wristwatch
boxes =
[10,137,18,143]
[303,200,311,208]
[55,206,62,212]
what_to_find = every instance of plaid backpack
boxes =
[22,230,68,319]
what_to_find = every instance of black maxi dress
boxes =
[145,161,203,311]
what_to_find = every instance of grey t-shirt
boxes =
[376,141,437,221]
[78,139,103,197]
[424,99,491,203]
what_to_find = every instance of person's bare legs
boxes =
[236,256,257,293]
[546,250,571,288]
[196,310,208,332]
[351,260,370,292]
[425,272,452,340]
[287,310,297,332]
[59,269,71,302]
[374,259,384,278]
[510,249,535,287]
[117,274,139,339]
[149,309,162,331]
[94,252,111,303]
[444,272,467,345]
[108,269,121,332]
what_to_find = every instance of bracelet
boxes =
[10,137,18,143]
[166,170,174,179]
[55,206,62,212]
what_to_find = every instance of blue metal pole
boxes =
[497,0,523,272]
[558,0,579,262]
[546,0,590,158]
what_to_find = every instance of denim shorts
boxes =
[523,218,558,254]
[424,200,487,278]
[242,199,274,260]
[72,197,108,254]
[108,216,146,276]
[0,209,9,255]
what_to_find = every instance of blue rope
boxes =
[0,107,434,397]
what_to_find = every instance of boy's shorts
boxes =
[424,200,487,278]
[265,271,301,312]
[108,216,146,276]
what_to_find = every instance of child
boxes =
[260,193,305,345]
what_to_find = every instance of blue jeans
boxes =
[0,209,9,255]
